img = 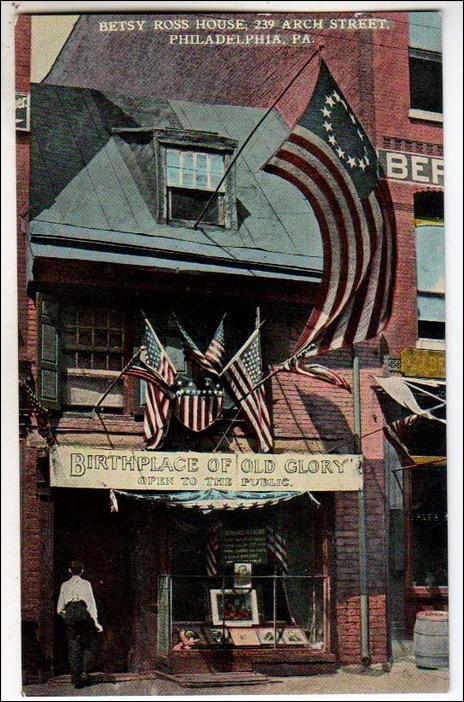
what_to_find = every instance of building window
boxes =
[409,50,442,115]
[154,130,237,229]
[166,148,226,226]
[414,192,445,342]
[61,306,125,409]
[411,467,447,587]
[408,12,442,120]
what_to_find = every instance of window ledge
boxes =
[409,108,443,123]
[416,338,446,351]
[65,368,122,378]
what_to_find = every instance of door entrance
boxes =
[53,489,133,674]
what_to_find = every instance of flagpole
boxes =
[92,348,142,413]
[193,47,321,229]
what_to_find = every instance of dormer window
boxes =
[152,129,238,229]
[166,148,226,226]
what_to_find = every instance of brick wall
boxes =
[16,15,31,365]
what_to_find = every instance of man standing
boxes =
[57,561,103,689]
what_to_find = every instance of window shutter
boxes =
[38,295,61,409]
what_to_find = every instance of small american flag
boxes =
[126,319,177,449]
[173,315,220,377]
[279,358,351,392]
[20,379,56,444]
[221,326,273,453]
[266,525,288,574]
[264,60,396,357]
[204,315,226,374]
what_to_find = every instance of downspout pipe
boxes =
[353,347,371,667]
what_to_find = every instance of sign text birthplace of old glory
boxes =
[50,446,363,492]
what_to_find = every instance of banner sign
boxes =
[378,149,443,187]
[401,348,446,379]
[50,446,363,492]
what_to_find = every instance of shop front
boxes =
[50,446,363,676]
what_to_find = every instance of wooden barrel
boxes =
[414,611,449,669]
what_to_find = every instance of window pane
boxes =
[418,320,445,340]
[62,308,77,325]
[197,153,208,189]
[94,310,108,328]
[94,329,108,346]
[109,332,123,348]
[409,11,442,53]
[108,354,123,371]
[63,329,77,345]
[63,351,77,369]
[417,293,445,323]
[416,226,445,293]
[409,55,443,112]
[78,310,92,327]
[167,150,180,168]
[93,352,107,370]
[109,310,122,326]
[77,352,91,369]
[78,330,92,345]
[167,151,182,187]
[210,154,224,190]
[182,152,195,188]
[169,188,223,225]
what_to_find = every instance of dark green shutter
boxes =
[38,295,61,409]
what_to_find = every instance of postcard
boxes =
[6,3,457,698]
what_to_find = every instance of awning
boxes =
[111,489,319,513]
[374,376,446,424]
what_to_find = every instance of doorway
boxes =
[53,489,133,674]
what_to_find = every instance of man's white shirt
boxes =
[57,575,103,631]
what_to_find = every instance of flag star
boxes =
[328,134,337,145]
[358,158,366,171]
[340,99,347,110]
[357,129,364,141]
[350,113,356,124]
[364,154,370,165]
[347,156,357,168]
[325,95,335,107]
[333,91,341,102]
[323,121,333,132]
[321,106,331,118]
[336,147,345,159]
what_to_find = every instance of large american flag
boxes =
[264,60,397,357]
[221,327,273,453]
[126,320,177,449]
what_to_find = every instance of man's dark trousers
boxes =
[64,602,99,687]
[66,625,98,686]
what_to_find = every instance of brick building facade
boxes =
[16,11,446,682]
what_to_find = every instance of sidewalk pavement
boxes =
[23,658,449,697]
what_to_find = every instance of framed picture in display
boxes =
[229,627,260,646]
[203,627,231,646]
[280,627,310,646]
[210,589,259,627]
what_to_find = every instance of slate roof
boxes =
[30,83,323,282]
